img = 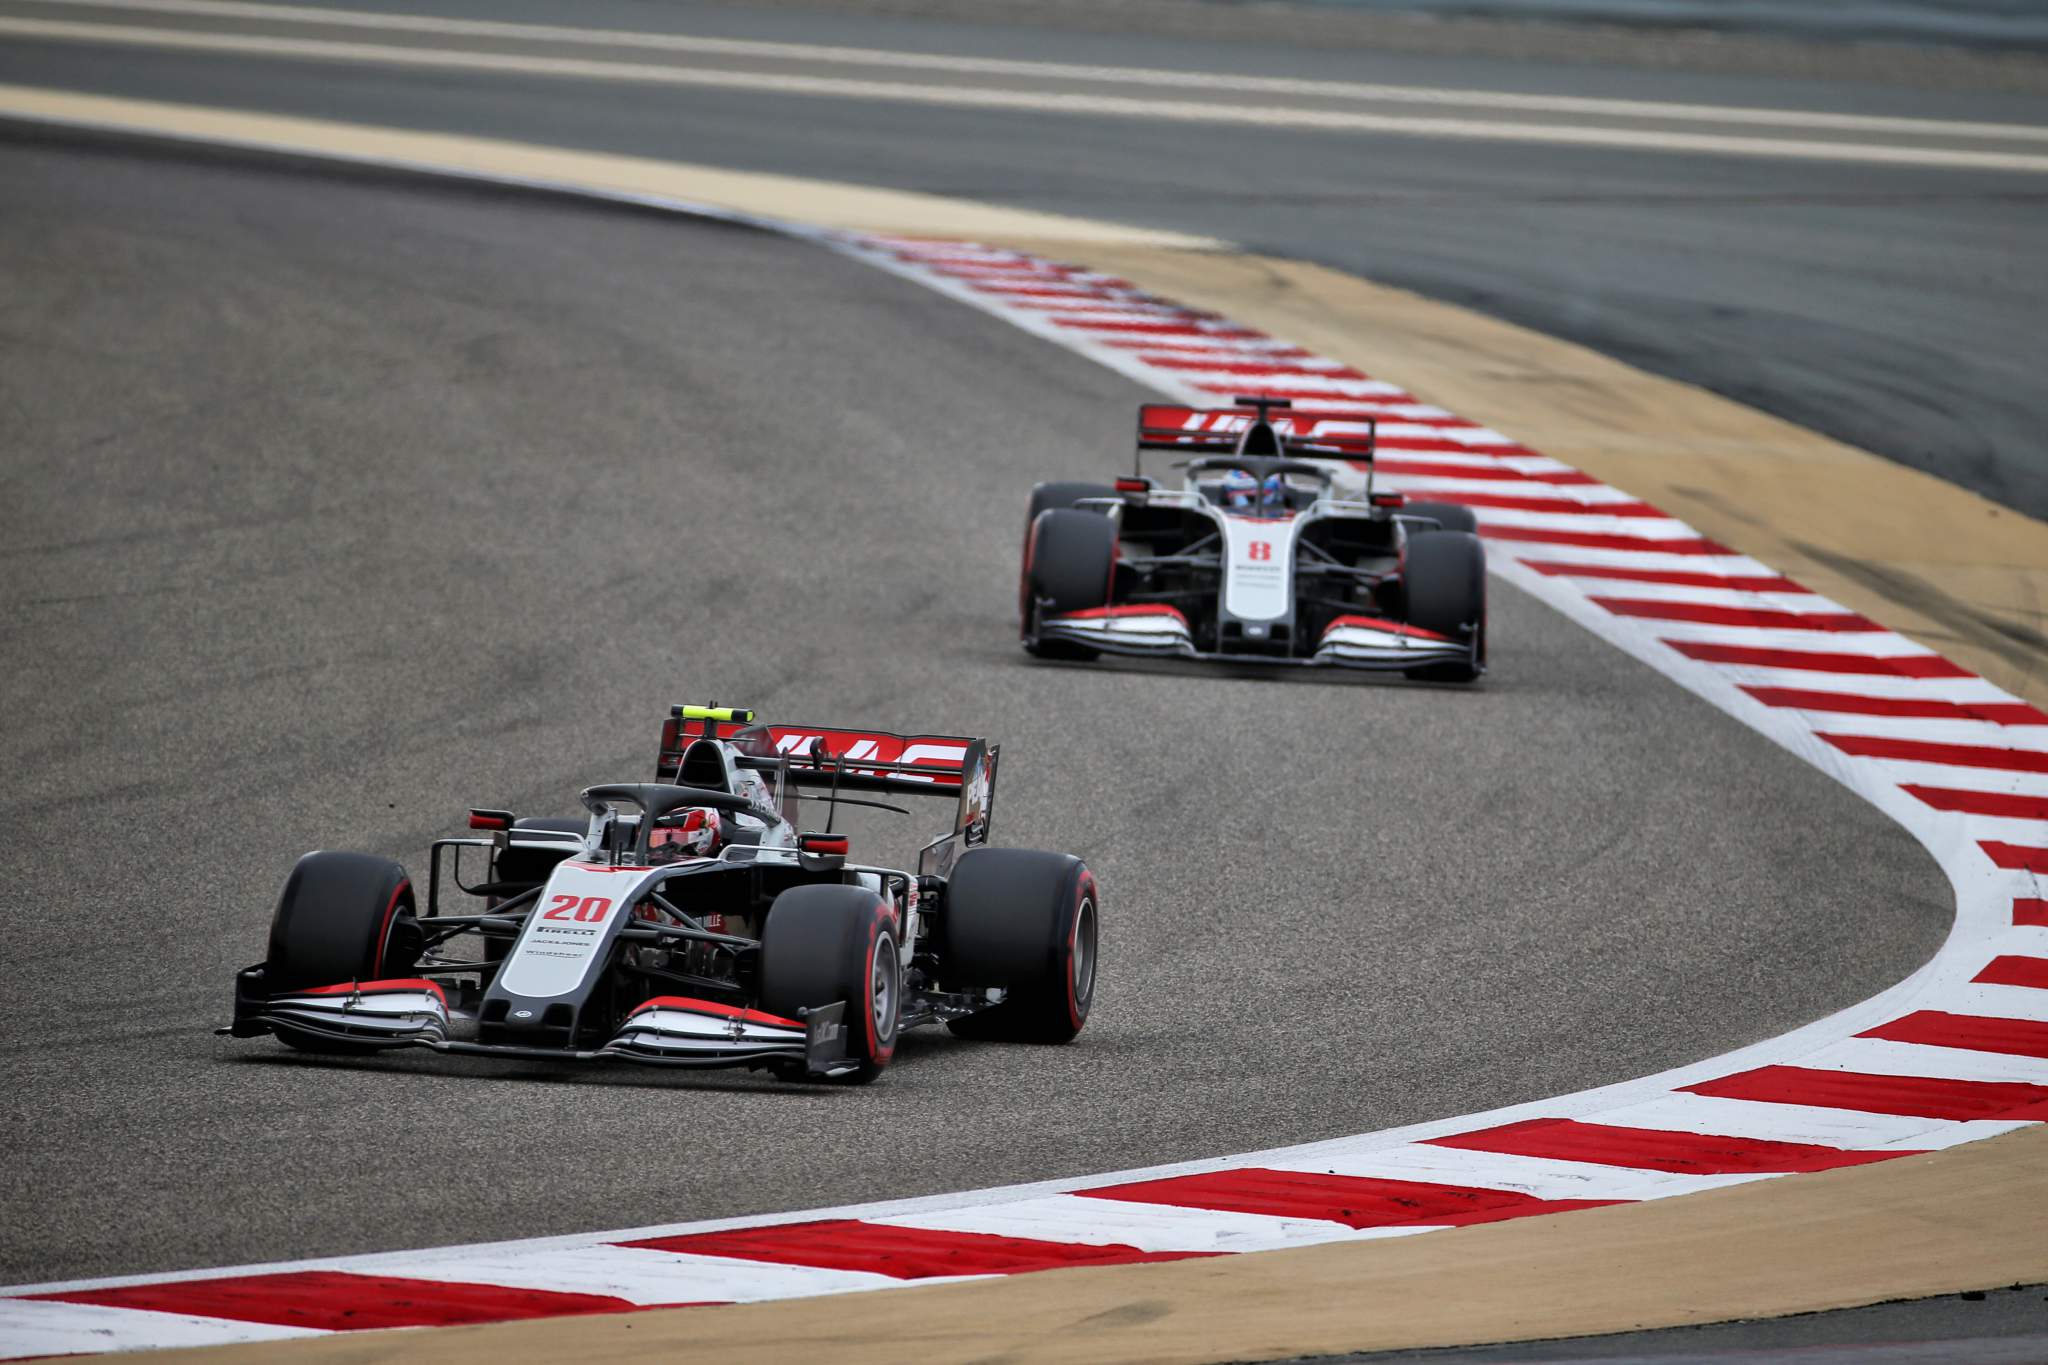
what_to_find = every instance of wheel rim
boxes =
[871,931,900,1044]
[1071,897,1097,1006]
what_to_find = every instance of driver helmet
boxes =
[1259,472,1288,512]
[1220,467,1258,509]
[649,807,723,864]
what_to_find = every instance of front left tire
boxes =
[760,884,901,1083]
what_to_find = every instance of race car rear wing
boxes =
[656,706,998,848]
[1137,397,1382,496]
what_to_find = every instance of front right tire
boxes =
[1024,508,1118,660]
[264,850,421,1053]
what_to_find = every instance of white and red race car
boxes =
[1020,397,1486,681]
[225,706,1097,1084]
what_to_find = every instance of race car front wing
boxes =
[223,969,859,1078]
[1037,607,1478,672]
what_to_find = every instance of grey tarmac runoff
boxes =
[0,126,1953,1290]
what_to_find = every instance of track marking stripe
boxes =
[1594,599,1881,631]
[1744,688,2048,724]
[1683,1067,2048,1120]
[1985,842,2048,872]
[1421,1118,1919,1174]
[32,1272,666,1330]
[1974,957,2048,991]
[1078,1170,1624,1229]
[613,1221,1216,1277]
[1903,786,2048,820]
[1820,734,2048,774]
[1858,1012,2048,1060]
[1664,641,1971,678]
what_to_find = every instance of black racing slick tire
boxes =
[1403,528,1487,683]
[264,851,422,1053]
[1025,508,1118,660]
[1019,482,1116,621]
[760,885,901,1084]
[1403,499,1478,535]
[941,848,1098,1044]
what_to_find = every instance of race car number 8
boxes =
[543,894,613,922]
[1249,541,1273,561]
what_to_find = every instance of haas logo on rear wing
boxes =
[1138,401,1381,456]
[657,713,997,845]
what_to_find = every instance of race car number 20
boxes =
[543,894,613,923]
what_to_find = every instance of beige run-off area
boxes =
[5,85,2045,1361]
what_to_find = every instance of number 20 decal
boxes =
[1248,541,1273,561]
[543,894,613,922]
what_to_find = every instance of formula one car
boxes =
[223,706,1097,1083]
[1020,397,1486,681]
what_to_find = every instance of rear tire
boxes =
[759,884,900,1083]
[1404,529,1487,683]
[1025,509,1117,660]
[265,851,421,1053]
[942,848,1097,1044]
[1404,499,1478,535]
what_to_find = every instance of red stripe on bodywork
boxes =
[625,997,804,1030]
[1664,641,1971,678]
[1743,688,2048,724]
[1595,599,1881,632]
[1534,564,1805,592]
[1481,526,1731,555]
[1858,1011,2048,1059]
[2016,899,2048,927]
[1902,786,2048,820]
[1975,956,2048,990]
[1078,1169,1619,1229]
[293,979,447,1006]
[1423,1118,1915,1174]
[1822,734,2048,774]
[1984,842,2048,873]
[618,1220,1213,1277]
[1055,604,1190,623]
[1322,615,1453,642]
[34,1271,660,1331]
[1684,1066,2048,1120]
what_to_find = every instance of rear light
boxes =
[1115,476,1152,493]
[798,833,850,856]
[469,809,514,831]
[1371,492,1406,508]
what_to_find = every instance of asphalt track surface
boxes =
[2,0,2046,519]
[0,127,1954,1285]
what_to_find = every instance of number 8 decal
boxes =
[1249,541,1273,561]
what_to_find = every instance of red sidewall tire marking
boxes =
[861,903,897,1067]
[1065,870,1096,1032]
[370,879,410,978]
